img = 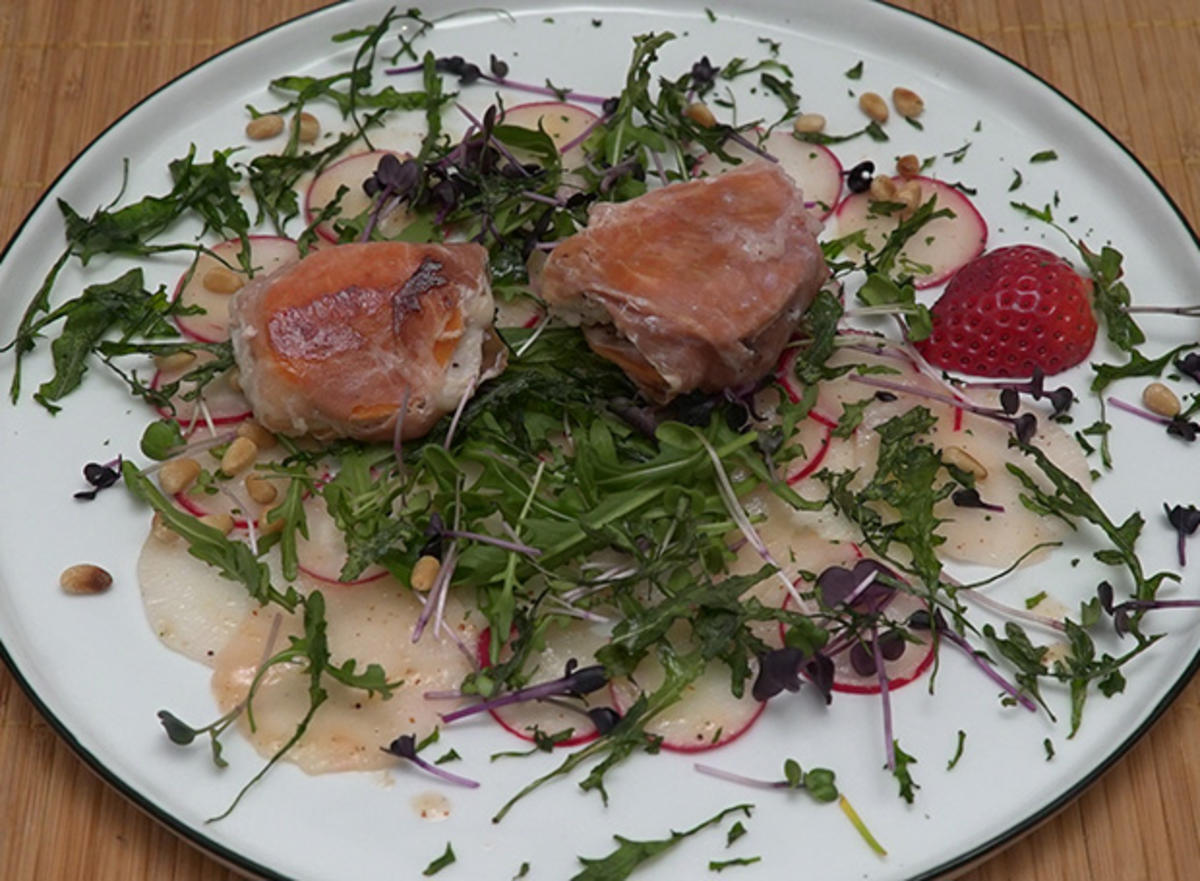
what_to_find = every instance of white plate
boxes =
[2,2,1199,879]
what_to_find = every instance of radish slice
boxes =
[500,101,600,173]
[476,622,612,747]
[776,563,934,695]
[295,494,387,585]
[693,130,843,220]
[495,296,544,329]
[304,150,416,243]
[834,175,987,288]
[151,349,251,427]
[174,236,300,342]
[609,623,764,752]
[138,529,254,665]
[173,448,292,530]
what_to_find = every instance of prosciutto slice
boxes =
[538,161,827,400]
[229,241,504,442]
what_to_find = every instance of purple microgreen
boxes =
[1176,353,1200,385]
[908,610,1038,712]
[587,707,621,735]
[439,659,608,724]
[999,387,1020,415]
[751,647,806,701]
[454,103,530,177]
[1165,503,1200,566]
[1123,304,1200,317]
[1108,395,1199,441]
[382,734,479,788]
[389,55,613,106]
[962,368,1073,416]
[74,455,122,500]
[411,540,459,644]
[488,53,509,79]
[724,129,778,164]
[847,373,1038,442]
[1097,581,1115,615]
[951,488,1005,513]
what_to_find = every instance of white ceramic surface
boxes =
[1,2,1199,880]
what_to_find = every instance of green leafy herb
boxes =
[570,804,752,881]
[845,60,864,79]
[891,740,919,803]
[709,857,762,872]
[423,842,457,876]
[1030,149,1058,163]
[946,730,966,770]
[725,821,747,847]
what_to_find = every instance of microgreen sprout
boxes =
[964,368,1074,417]
[1107,395,1199,441]
[951,488,1004,513]
[387,55,614,106]
[908,609,1038,711]
[1097,579,1200,637]
[439,659,608,724]
[1164,503,1200,566]
[693,759,838,802]
[382,734,480,788]
[73,456,122,501]
[847,373,1038,443]
[1175,353,1200,385]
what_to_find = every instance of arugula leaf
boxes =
[570,804,752,881]
[890,740,919,803]
[423,843,456,876]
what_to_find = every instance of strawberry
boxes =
[914,244,1097,378]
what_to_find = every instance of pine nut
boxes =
[896,153,921,179]
[296,112,320,143]
[227,368,242,394]
[60,563,112,595]
[258,506,285,535]
[150,511,178,544]
[245,114,284,140]
[220,437,259,476]
[684,102,717,128]
[202,266,243,294]
[896,179,922,213]
[1143,381,1181,417]
[869,175,897,201]
[200,513,236,535]
[154,351,196,372]
[892,87,925,119]
[792,113,826,134]
[943,445,988,481]
[158,457,201,495]
[411,555,441,592]
[858,91,888,123]
[236,420,277,450]
[244,474,278,505]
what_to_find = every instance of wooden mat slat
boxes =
[3,2,1200,879]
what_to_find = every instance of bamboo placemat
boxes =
[2,1,1199,879]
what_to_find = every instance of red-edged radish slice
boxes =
[499,101,600,173]
[295,495,387,585]
[693,130,843,220]
[305,150,417,243]
[476,622,611,747]
[778,566,934,695]
[608,622,764,752]
[151,349,251,427]
[172,448,293,530]
[495,296,545,330]
[174,236,299,343]
[834,175,987,289]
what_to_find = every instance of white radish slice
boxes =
[151,349,251,427]
[173,447,292,530]
[693,130,843,219]
[138,529,254,665]
[494,296,545,330]
[609,622,765,752]
[834,175,987,288]
[295,494,387,585]
[475,620,612,747]
[211,573,479,774]
[174,236,299,342]
[500,101,600,173]
[304,150,417,243]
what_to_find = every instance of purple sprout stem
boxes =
[440,673,584,724]
[725,129,778,163]
[1181,533,1188,568]
[520,190,566,207]
[412,543,458,643]
[455,103,531,176]
[403,752,480,788]
[693,763,789,790]
[1106,396,1173,427]
[1120,598,1200,610]
[385,62,612,106]
[847,374,995,418]
[872,629,896,771]
[441,529,541,556]
[558,112,610,155]
[360,185,394,242]
[940,627,1038,712]
[1123,305,1200,316]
